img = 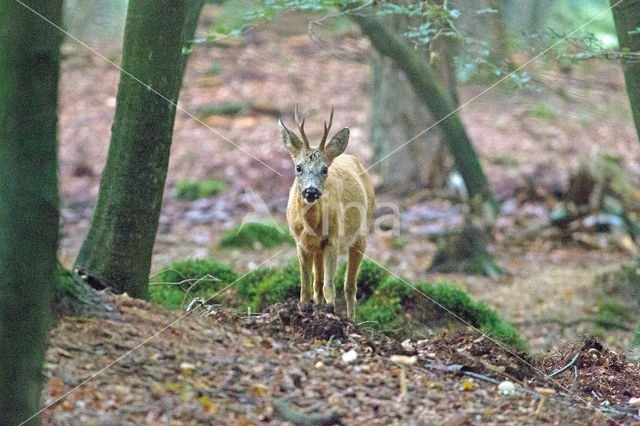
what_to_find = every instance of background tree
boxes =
[370,4,457,194]
[74,0,205,298]
[0,1,62,424]
[352,11,495,207]
[352,8,501,276]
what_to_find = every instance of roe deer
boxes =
[279,107,375,320]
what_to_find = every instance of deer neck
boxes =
[295,191,325,234]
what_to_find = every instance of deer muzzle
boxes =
[302,187,321,203]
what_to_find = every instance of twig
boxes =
[421,363,541,398]
[593,406,640,421]
[549,353,580,378]
[272,398,341,425]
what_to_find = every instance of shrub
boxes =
[218,222,294,250]
[150,259,238,310]
[174,179,227,200]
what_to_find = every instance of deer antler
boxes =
[294,104,310,149]
[319,106,334,152]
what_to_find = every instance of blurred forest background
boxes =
[8,0,640,423]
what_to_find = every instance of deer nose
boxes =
[302,187,321,201]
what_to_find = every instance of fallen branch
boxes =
[272,398,341,426]
[549,353,580,378]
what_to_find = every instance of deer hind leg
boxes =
[345,238,365,321]
[297,246,313,303]
[322,244,338,311]
[313,251,324,304]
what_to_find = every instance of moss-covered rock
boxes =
[218,222,294,250]
[150,259,238,310]
[174,179,227,200]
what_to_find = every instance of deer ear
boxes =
[325,128,349,163]
[279,119,303,156]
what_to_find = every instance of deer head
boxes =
[279,107,350,204]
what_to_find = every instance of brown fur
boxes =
[286,153,375,320]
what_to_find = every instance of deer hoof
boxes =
[325,304,335,314]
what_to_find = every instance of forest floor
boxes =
[47,5,640,424]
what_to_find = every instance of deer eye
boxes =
[321,166,328,175]
[295,164,302,173]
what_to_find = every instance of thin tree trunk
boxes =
[611,0,640,140]
[0,1,62,424]
[352,13,496,206]
[74,0,204,298]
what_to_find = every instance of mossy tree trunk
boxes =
[0,1,62,424]
[611,0,640,140]
[74,0,204,298]
[370,11,456,195]
[610,0,640,355]
[352,12,496,206]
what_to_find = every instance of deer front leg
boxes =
[322,244,338,310]
[313,251,324,304]
[297,246,313,303]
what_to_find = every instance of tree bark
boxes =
[74,0,204,298]
[611,0,640,140]
[610,0,640,356]
[0,1,62,424]
[352,13,495,206]
[370,13,456,194]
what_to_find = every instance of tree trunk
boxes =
[459,0,510,69]
[611,0,640,140]
[0,1,62,424]
[353,13,496,207]
[74,0,204,298]
[502,0,552,37]
[610,0,640,356]
[370,15,456,194]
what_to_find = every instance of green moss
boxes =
[150,259,238,310]
[357,278,527,352]
[174,179,227,200]
[335,259,389,302]
[487,154,520,168]
[55,263,92,305]
[527,103,557,119]
[149,257,526,351]
[594,299,630,333]
[197,101,247,117]
[218,222,294,250]
[249,261,300,311]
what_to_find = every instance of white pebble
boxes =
[342,349,358,363]
[498,380,516,395]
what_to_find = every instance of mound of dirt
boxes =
[540,336,640,407]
